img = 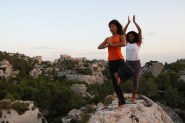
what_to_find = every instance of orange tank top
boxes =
[108,35,124,61]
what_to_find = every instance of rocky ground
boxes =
[157,102,183,123]
[62,93,176,123]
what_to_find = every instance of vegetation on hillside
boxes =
[0,51,185,122]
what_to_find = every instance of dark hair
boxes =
[126,31,139,43]
[108,20,123,35]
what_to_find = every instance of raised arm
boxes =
[133,15,142,46]
[98,38,108,49]
[123,16,131,34]
[108,35,126,47]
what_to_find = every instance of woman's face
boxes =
[128,33,135,42]
[109,24,118,34]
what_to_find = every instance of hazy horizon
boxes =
[0,50,184,67]
[0,0,185,66]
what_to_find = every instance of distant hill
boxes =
[0,51,185,122]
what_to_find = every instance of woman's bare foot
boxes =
[131,97,136,102]
[115,104,124,110]
[131,91,137,102]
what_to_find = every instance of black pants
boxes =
[109,59,134,105]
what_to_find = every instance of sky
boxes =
[0,0,185,65]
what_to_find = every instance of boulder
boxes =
[157,102,183,123]
[0,99,47,123]
[60,74,104,84]
[62,109,82,123]
[33,56,43,64]
[0,59,12,68]
[29,68,42,78]
[142,61,164,77]
[96,102,105,111]
[0,70,4,78]
[88,94,173,123]
[70,84,87,94]
[179,70,185,82]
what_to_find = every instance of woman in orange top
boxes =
[98,20,134,109]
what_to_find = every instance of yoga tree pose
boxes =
[98,20,134,109]
[123,15,142,102]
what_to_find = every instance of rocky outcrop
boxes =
[62,93,174,123]
[0,59,19,78]
[70,84,87,94]
[0,99,47,123]
[60,54,74,62]
[70,84,94,98]
[59,54,87,62]
[29,68,42,78]
[62,109,82,123]
[179,70,185,82]
[89,94,173,123]
[33,56,43,64]
[0,70,4,78]
[0,59,12,68]
[157,102,183,123]
[58,54,106,84]
[142,61,164,77]
[64,74,104,84]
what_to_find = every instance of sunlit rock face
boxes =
[142,61,164,77]
[62,94,174,123]
[0,99,47,123]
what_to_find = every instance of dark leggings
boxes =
[109,59,134,105]
[126,60,141,91]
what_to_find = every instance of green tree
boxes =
[165,86,184,106]
[155,73,171,91]
[139,77,158,98]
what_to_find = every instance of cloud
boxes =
[146,32,158,36]
[30,46,55,50]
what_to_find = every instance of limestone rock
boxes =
[157,102,183,123]
[179,70,185,82]
[96,102,105,111]
[142,61,164,77]
[58,55,106,84]
[0,99,47,123]
[0,59,19,78]
[60,54,74,62]
[62,109,82,123]
[70,84,94,98]
[0,70,4,78]
[88,94,173,123]
[59,73,104,84]
[33,56,43,64]
[0,59,12,68]
[29,68,42,78]
[62,93,174,123]
[70,84,87,95]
